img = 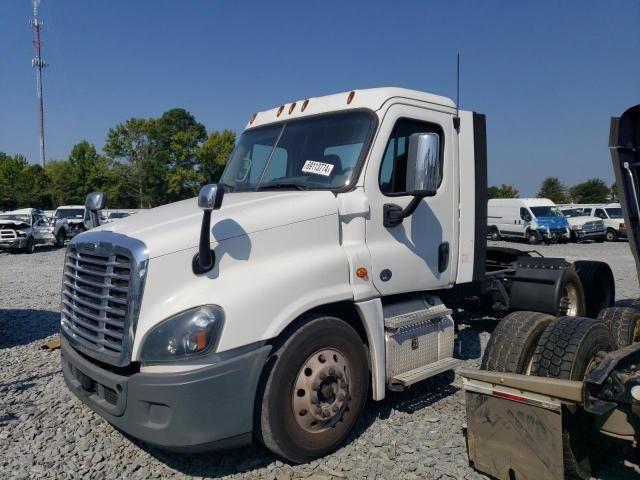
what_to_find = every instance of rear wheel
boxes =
[598,306,640,348]
[605,229,617,242]
[527,230,541,245]
[573,261,615,318]
[556,269,586,317]
[480,310,555,374]
[255,315,369,463]
[531,317,615,479]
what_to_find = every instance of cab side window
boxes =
[595,208,607,219]
[379,119,443,195]
[520,207,531,221]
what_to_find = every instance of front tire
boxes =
[527,230,541,245]
[55,231,66,248]
[489,228,500,241]
[255,315,369,463]
[23,237,35,254]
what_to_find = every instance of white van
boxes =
[488,198,570,244]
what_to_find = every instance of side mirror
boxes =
[194,184,224,274]
[85,191,106,229]
[406,132,440,197]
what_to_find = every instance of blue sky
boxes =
[1,0,638,195]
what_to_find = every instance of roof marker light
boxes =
[277,105,285,117]
[347,91,355,104]
[301,99,309,112]
[289,102,296,114]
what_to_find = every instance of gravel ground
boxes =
[1,241,639,479]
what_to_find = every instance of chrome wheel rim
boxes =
[292,348,350,433]
[559,283,579,316]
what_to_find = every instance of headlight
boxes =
[139,305,225,362]
[571,225,581,230]
[17,231,28,237]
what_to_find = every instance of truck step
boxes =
[384,299,451,331]
[388,357,462,391]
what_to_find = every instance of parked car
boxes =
[0,208,65,253]
[488,198,571,244]
[572,203,626,241]
[53,204,109,240]
[558,207,605,242]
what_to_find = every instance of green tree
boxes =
[104,118,163,208]
[0,153,29,210]
[488,184,520,199]
[44,160,76,206]
[15,164,52,209]
[611,181,620,202]
[198,129,236,183]
[537,177,570,204]
[570,178,611,203]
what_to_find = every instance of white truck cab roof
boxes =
[4,208,41,215]
[56,205,85,210]
[246,87,457,129]
[488,198,556,208]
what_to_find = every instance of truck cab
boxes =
[574,203,626,241]
[60,87,585,462]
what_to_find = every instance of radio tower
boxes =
[31,0,48,167]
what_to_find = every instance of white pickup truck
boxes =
[0,208,66,252]
[59,88,614,462]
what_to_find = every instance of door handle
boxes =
[438,242,449,273]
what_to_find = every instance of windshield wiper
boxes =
[257,182,309,191]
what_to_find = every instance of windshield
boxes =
[0,214,30,223]
[220,111,373,191]
[530,206,563,217]
[56,208,84,219]
[606,207,623,218]
[560,208,584,218]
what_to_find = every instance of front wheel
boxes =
[23,237,35,254]
[527,230,540,245]
[490,228,500,241]
[55,231,66,248]
[255,315,369,463]
[605,229,617,242]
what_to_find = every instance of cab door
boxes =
[364,104,457,295]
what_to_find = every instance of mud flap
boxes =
[465,391,564,480]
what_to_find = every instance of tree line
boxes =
[0,108,235,211]
[488,177,618,204]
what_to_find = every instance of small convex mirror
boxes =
[198,184,224,211]
[406,132,440,197]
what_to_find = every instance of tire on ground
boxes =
[573,261,615,318]
[531,317,615,479]
[605,228,617,242]
[598,306,640,348]
[480,310,555,374]
[255,315,369,463]
[527,230,540,245]
[556,268,586,317]
[489,227,500,241]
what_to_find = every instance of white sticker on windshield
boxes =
[302,160,334,177]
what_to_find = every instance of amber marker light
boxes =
[301,99,309,111]
[347,91,355,104]
[277,105,285,117]
[195,331,207,350]
[356,267,368,279]
[289,102,297,114]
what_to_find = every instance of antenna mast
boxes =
[31,0,48,167]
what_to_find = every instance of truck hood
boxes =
[610,104,640,284]
[563,216,600,227]
[0,220,29,230]
[93,190,339,259]
[534,216,569,230]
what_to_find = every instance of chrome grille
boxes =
[61,232,148,366]
[583,220,604,232]
[0,230,17,240]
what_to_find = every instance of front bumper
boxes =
[574,229,605,239]
[0,238,27,249]
[540,229,569,240]
[61,336,271,452]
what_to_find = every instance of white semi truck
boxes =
[59,88,614,463]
